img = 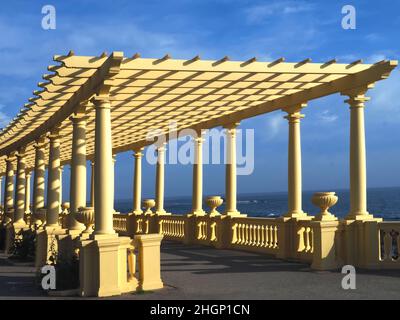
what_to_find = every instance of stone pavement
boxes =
[1,241,399,300]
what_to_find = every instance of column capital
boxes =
[16,146,27,158]
[284,112,305,122]
[193,129,205,143]
[48,127,61,141]
[5,154,16,163]
[69,113,89,124]
[34,136,47,149]
[342,84,374,108]
[283,103,307,114]
[156,143,167,153]
[223,122,240,131]
[133,147,144,158]
[91,95,111,108]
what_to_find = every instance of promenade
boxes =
[1,241,399,300]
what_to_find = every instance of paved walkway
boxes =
[1,242,400,299]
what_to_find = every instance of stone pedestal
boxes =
[311,220,340,270]
[79,234,137,297]
[135,234,163,291]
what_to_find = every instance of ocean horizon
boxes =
[114,186,400,221]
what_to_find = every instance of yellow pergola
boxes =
[0,52,396,172]
[0,51,397,297]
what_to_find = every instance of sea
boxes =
[114,187,400,221]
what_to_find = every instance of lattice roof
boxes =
[0,52,397,173]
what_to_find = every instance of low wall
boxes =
[113,212,400,270]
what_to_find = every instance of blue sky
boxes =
[0,0,399,201]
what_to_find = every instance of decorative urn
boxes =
[142,199,156,214]
[76,207,95,233]
[206,196,223,216]
[311,192,338,221]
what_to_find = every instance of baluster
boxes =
[304,227,308,252]
[396,233,400,261]
[255,225,260,247]
[245,224,250,245]
[237,224,242,244]
[127,246,136,282]
[273,226,278,248]
[297,227,305,252]
[249,225,254,246]
[231,223,238,244]
[254,225,258,246]
[304,227,311,252]
[264,226,269,248]
[383,231,391,261]
[309,227,313,253]
[260,225,265,247]
[269,225,273,248]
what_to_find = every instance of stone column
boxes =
[14,152,26,226]
[90,160,95,207]
[32,141,46,216]
[59,166,63,214]
[112,155,116,213]
[93,96,115,235]
[155,144,166,215]
[69,114,87,230]
[284,104,307,218]
[0,176,2,210]
[345,89,373,220]
[24,171,31,216]
[224,123,240,216]
[46,129,61,227]
[191,131,205,215]
[4,157,15,215]
[133,148,144,214]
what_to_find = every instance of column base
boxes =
[345,211,375,221]
[283,210,308,219]
[224,211,247,217]
[189,210,206,216]
[79,234,137,297]
[155,211,171,216]
[132,210,143,215]
[314,213,338,222]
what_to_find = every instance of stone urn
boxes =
[59,202,70,226]
[61,202,70,214]
[206,196,223,216]
[76,207,95,233]
[34,208,47,226]
[311,192,338,221]
[142,199,155,214]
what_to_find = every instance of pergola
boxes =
[0,52,397,297]
[0,52,396,171]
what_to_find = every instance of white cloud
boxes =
[368,69,400,123]
[319,110,338,123]
[0,104,11,129]
[265,113,285,140]
[245,1,314,24]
